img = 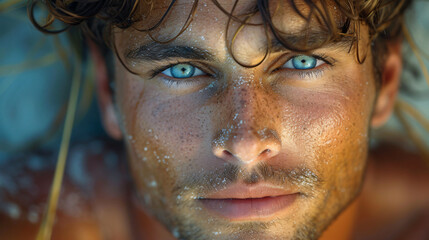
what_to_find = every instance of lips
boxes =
[198,183,299,220]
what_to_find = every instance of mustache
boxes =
[173,162,321,197]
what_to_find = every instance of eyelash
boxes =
[162,78,199,88]
[150,62,209,78]
[273,54,334,79]
[150,62,212,89]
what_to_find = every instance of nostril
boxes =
[260,149,270,156]
[223,150,233,157]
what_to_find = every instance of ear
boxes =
[88,40,123,140]
[371,40,403,128]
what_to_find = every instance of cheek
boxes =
[114,68,213,194]
[134,95,213,179]
[114,66,174,203]
[277,71,375,187]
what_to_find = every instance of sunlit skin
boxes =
[5,0,429,239]
[97,0,386,239]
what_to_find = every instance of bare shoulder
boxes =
[354,143,429,240]
[0,140,130,240]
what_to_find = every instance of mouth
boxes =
[198,183,299,220]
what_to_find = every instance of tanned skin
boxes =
[1,0,428,239]
[1,142,428,240]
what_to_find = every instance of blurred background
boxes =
[0,0,107,158]
[372,0,429,153]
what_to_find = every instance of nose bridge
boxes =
[227,78,269,135]
[212,81,281,165]
[233,84,259,126]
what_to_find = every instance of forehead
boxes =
[120,0,343,44]
[114,0,357,67]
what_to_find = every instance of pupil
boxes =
[292,55,317,70]
[171,64,195,78]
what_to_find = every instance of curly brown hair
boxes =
[28,0,412,73]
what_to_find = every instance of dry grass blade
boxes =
[403,23,429,87]
[0,53,57,77]
[396,99,429,133]
[395,101,429,166]
[35,58,82,240]
[0,0,22,12]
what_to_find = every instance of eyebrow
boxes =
[269,31,354,53]
[125,32,354,62]
[125,42,215,62]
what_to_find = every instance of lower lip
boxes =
[199,194,298,220]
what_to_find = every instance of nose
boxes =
[212,128,281,165]
[211,79,281,166]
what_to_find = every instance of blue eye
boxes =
[283,55,323,70]
[162,64,205,78]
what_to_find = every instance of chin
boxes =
[157,208,324,240]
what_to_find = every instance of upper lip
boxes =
[200,183,297,199]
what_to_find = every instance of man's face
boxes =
[111,0,376,239]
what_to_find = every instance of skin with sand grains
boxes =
[108,1,377,239]
[1,0,429,240]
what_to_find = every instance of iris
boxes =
[291,55,317,70]
[169,64,196,78]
